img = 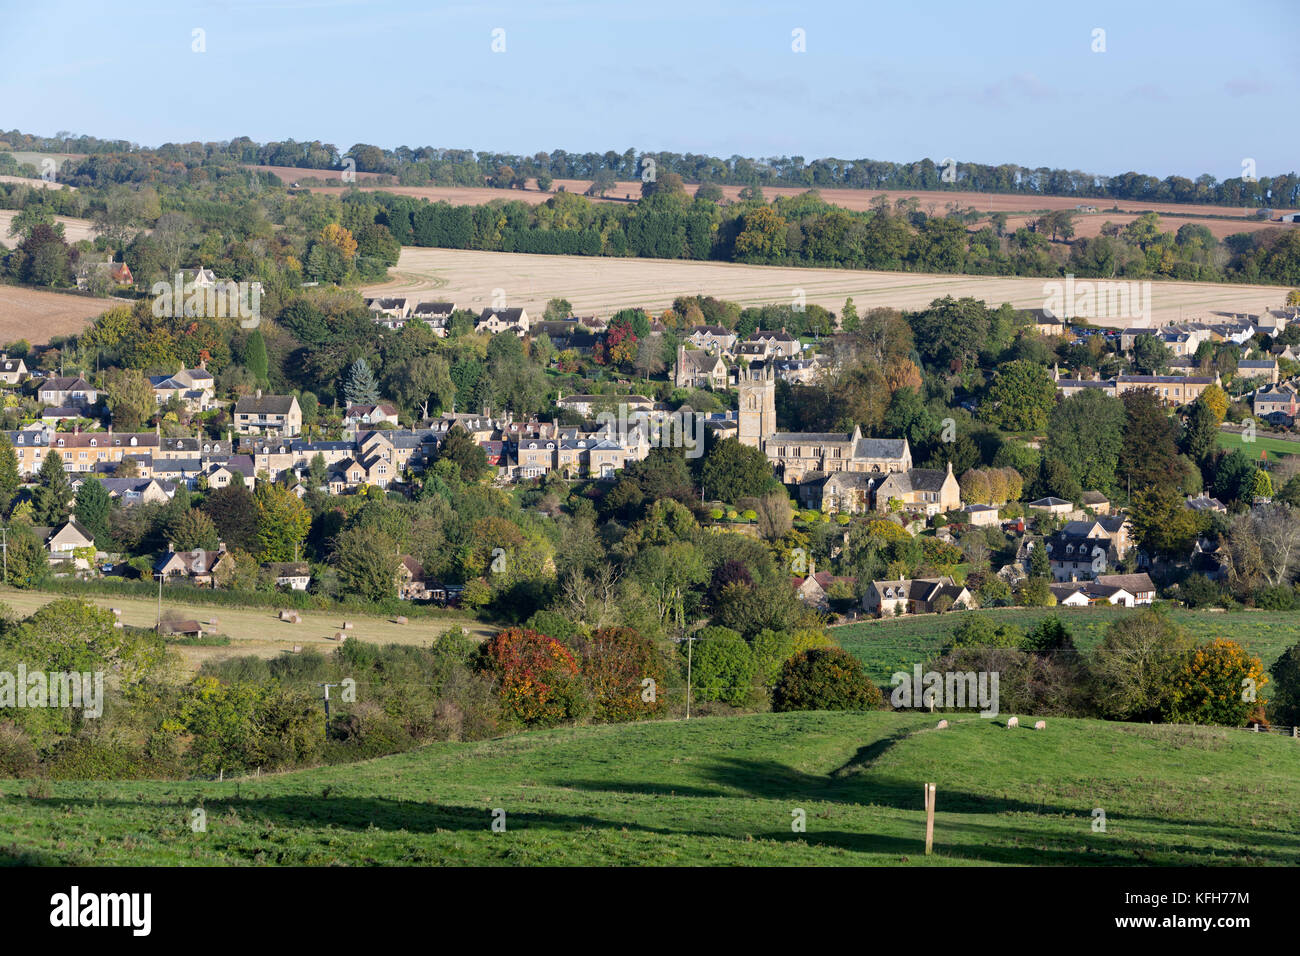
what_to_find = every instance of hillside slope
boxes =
[3,712,1296,866]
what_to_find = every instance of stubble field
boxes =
[364,246,1288,327]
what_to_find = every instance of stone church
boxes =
[737,363,960,515]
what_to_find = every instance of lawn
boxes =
[1217,429,1300,460]
[2,711,1296,866]
[834,605,1300,684]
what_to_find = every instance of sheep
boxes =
[1034,720,1046,730]
[1006,716,1019,728]
[936,719,949,729]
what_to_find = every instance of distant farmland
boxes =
[364,246,1288,327]
[0,284,115,344]
[252,164,1296,238]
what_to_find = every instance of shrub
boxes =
[1178,573,1233,609]
[944,615,1024,652]
[772,648,882,712]
[1253,585,1297,611]
[575,626,665,722]
[751,629,796,688]
[791,627,835,655]
[0,722,37,777]
[688,626,755,706]
[1269,641,1300,727]
[1166,638,1268,727]
[525,609,578,644]
[476,627,589,727]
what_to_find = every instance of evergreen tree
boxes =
[74,476,111,546]
[244,330,269,389]
[32,452,72,526]
[343,358,381,405]
[0,434,19,518]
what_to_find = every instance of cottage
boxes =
[864,576,973,617]
[45,520,97,569]
[38,376,97,408]
[1093,573,1156,605]
[264,562,311,591]
[233,392,302,437]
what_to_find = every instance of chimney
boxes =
[256,388,262,400]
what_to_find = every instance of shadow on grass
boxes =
[11,754,1297,867]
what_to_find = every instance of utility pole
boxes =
[318,682,341,738]
[153,571,164,630]
[685,630,694,720]
[0,526,7,584]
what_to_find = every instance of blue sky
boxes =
[2,0,1295,180]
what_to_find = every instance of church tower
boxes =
[737,361,776,449]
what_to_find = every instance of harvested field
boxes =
[0,283,117,343]
[1002,211,1289,240]
[246,163,390,184]
[256,163,1294,225]
[0,175,77,191]
[0,208,97,243]
[0,585,494,671]
[365,246,1289,328]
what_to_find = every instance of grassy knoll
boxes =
[2,711,1295,866]
[835,606,1300,684]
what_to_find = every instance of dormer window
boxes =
[57,438,64,447]
[89,439,96,447]
[129,437,137,446]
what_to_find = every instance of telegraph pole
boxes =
[0,526,7,584]
[318,682,341,738]
[153,571,164,630]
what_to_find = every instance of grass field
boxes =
[365,246,1289,327]
[1218,428,1300,460]
[835,606,1300,683]
[0,586,493,670]
[3,711,1296,866]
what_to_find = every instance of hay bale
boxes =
[394,615,408,625]
[936,719,948,729]
[332,631,344,641]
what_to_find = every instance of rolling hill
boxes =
[4,711,1296,866]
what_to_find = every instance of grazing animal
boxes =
[1034,720,1046,730]
[1006,717,1019,728]
[936,720,949,729]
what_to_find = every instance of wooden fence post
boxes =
[924,783,936,856]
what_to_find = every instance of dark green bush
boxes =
[772,648,882,712]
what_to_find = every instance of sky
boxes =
[2,0,1296,181]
